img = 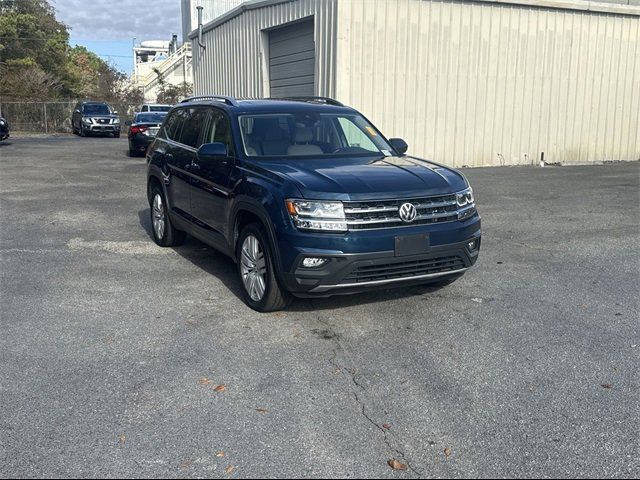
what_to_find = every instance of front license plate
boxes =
[395,233,430,257]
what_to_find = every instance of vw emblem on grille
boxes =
[399,203,417,223]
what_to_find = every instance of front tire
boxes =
[237,224,290,312]
[149,186,185,247]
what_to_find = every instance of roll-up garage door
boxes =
[269,19,315,98]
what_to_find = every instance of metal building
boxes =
[190,0,640,167]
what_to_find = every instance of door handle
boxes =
[190,162,201,172]
[165,153,174,162]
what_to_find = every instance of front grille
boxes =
[344,194,474,230]
[344,255,465,283]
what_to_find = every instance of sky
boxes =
[52,0,182,74]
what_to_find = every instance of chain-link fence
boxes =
[0,99,140,134]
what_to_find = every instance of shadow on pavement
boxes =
[137,208,451,312]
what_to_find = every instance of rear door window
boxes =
[178,108,209,148]
[162,109,186,141]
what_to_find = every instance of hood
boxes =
[253,155,469,201]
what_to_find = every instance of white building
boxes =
[189,0,640,167]
[133,38,193,102]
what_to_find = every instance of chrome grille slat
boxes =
[344,193,475,230]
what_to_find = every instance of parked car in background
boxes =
[127,111,168,156]
[146,96,481,312]
[0,117,9,141]
[72,101,121,137]
[140,104,172,113]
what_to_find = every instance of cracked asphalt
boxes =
[1,135,639,478]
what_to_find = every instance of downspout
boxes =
[197,6,206,50]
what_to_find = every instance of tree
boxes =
[152,67,193,104]
[0,0,137,103]
[0,0,73,96]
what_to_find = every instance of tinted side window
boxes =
[163,109,186,141]
[178,108,209,148]
[203,109,235,156]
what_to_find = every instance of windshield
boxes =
[135,113,167,123]
[149,105,171,112]
[238,113,393,157]
[83,104,111,115]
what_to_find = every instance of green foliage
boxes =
[152,67,193,104]
[0,0,136,103]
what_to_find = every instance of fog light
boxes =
[302,257,328,268]
[467,239,479,251]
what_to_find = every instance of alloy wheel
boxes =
[240,234,267,302]
[152,193,165,240]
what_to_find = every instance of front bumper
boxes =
[86,124,120,133]
[278,215,481,296]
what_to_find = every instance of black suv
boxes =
[72,101,121,137]
[146,96,481,312]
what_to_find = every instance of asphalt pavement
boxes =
[0,135,638,478]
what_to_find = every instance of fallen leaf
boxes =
[118,434,126,445]
[382,424,391,430]
[601,383,613,389]
[444,447,452,458]
[255,408,268,414]
[180,459,193,469]
[471,297,483,304]
[215,451,225,458]
[225,465,235,474]
[213,384,227,392]
[198,378,213,385]
[388,459,407,471]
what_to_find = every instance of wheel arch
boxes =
[231,200,283,276]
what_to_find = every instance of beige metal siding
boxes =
[336,0,640,166]
[191,0,338,98]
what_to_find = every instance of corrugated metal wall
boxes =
[336,0,640,166]
[192,0,338,99]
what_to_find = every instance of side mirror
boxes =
[74,109,80,114]
[197,142,228,162]
[389,138,408,155]
[125,120,132,126]
[113,111,118,115]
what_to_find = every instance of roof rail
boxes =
[269,96,345,107]
[180,95,238,106]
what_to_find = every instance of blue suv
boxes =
[146,96,481,311]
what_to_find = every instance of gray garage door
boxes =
[269,19,315,98]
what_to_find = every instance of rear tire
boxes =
[237,223,290,312]
[149,185,186,247]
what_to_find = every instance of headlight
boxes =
[456,187,474,207]
[82,117,92,124]
[285,200,347,232]
[113,118,120,124]
[456,187,476,220]
[0,119,5,126]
